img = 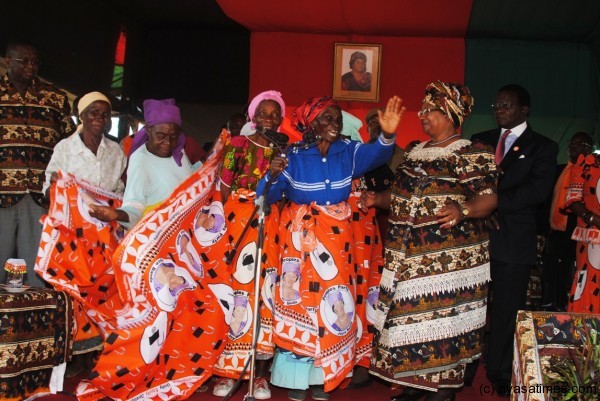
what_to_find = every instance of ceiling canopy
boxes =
[217,0,472,37]
[217,0,600,45]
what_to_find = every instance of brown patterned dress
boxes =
[369,139,498,390]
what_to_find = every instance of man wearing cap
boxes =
[0,42,76,287]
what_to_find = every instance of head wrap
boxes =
[241,90,286,136]
[234,295,248,308]
[130,98,186,166]
[292,96,338,135]
[75,92,112,135]
[341,111,363,143]
[349,51,367,69]
[365,108,382,124]
[327,290,344,308]
[207,214,225,233]
[282,260,301,278]
[78,92,111,116]
[367,288,379,307]
[423,81,474,128]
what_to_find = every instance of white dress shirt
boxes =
[500,121,528,157]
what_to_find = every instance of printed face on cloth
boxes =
[422,81,474,129]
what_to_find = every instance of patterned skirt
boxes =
[213,189,280,379]
[271,201,357,392]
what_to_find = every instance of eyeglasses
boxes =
[491,102,514,110]
[417,108,443,117]
[11,58,41,67]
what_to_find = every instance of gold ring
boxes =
[449,219,457,226]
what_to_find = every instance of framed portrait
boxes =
[333,43,382,102]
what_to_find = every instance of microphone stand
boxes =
[243,176,275,401]
[221,170,279,401]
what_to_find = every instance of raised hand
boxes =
[378,96,406,136]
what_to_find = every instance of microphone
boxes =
[302,131,320,145]
[257,127,289,148]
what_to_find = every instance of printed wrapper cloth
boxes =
[36,173,125,344]
[37,130,233,401]
[212,188,281,379]
[347,190,384,368]
[273,200,357,392]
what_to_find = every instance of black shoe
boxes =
[494,381,511,398]
[424,389,456,401]
[390,387,428,401]
[346,366,372,389]
[463,360,479,387]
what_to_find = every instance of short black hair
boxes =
[499,84,531,108]
[5,42,36,58]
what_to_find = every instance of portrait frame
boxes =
[333,43,382,102]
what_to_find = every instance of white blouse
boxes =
[43,131,127,195]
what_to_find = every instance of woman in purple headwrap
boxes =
[90,98,200,229]
[212,90,287,400]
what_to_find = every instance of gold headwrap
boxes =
[423,81,474,128]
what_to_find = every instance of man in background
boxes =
[0,42,76,287]
[471,84,558,396]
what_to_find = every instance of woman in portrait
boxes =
[229,295,249,337]
[258,95,403,400]
[362,81,498,401]
[341,51,371,92]
[280,260,301,303]
[327,289,353,332]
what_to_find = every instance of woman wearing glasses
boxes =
[89,98,201,228]
[361,82,498,401]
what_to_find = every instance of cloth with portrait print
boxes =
[564,153,600,314]
[36,132,232,401]
[213,133,281,379]
[36,172,125,349]
[348,179,385,368]
[212,188,280,379]
[369,139,498,390]
[272,200,358,392]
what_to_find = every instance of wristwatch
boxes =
[459,203,469,218]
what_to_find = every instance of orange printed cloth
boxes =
[36,132,234,401]
[272,200,357,392]
[36,173,125,346]
[347,191,384,368]
[565,153,600,313]
[212,189,280,378]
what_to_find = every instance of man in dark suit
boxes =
[471,84,558,396]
